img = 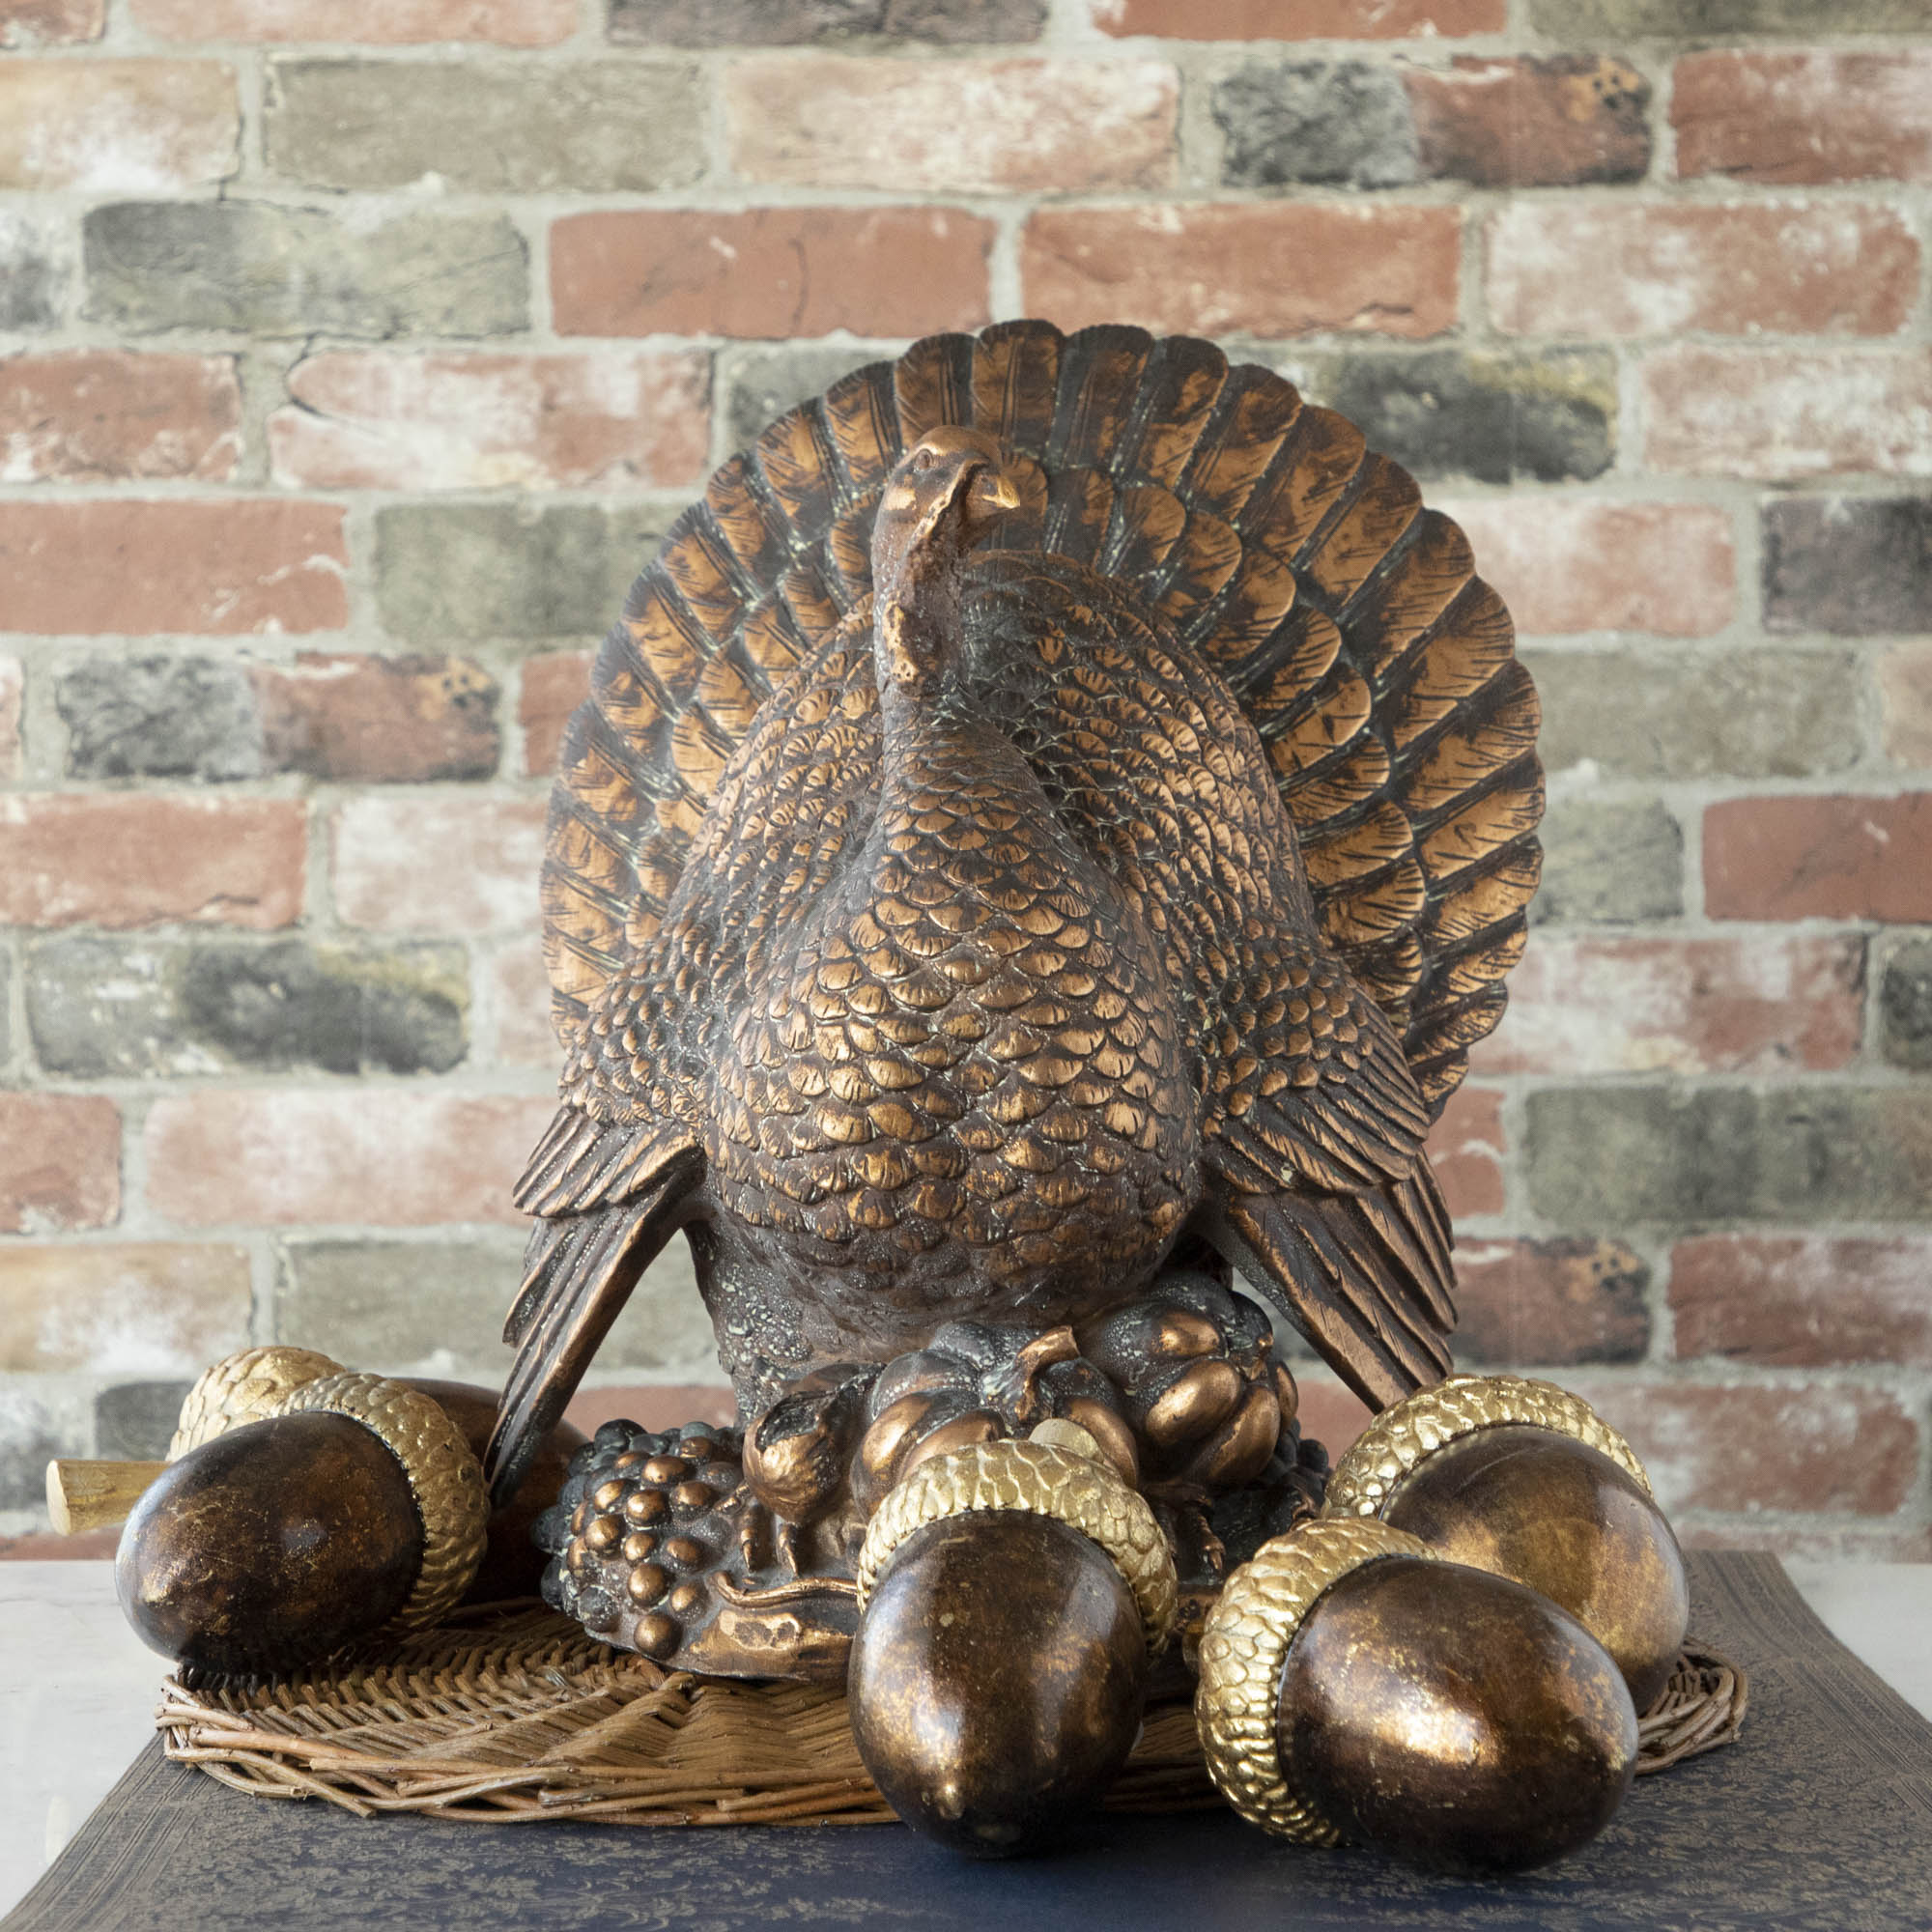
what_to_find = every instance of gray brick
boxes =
[267,59,704,195]
[611,0,1044,43]
[1323,351,1614,485]
[58,656,262,781]
[1531,796,1682,925]
[1529,1085,1932,1228]
[1764,498,1932,638]
[376,503,669,642]
[1529,648,1861,781]
[1879,940,1932,1073]
[84,202,527,339]
[279,1238,716,1377]
[95,1381,191,1460]
[1214,60,1417,190]
[724,343,880,451]
[0,210,64,329]
[0,1386,78,1512]
[26,936,468,1079]
[1530,0,1923,28]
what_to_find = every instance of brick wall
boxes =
[2,0,1928,1559]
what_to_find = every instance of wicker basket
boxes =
[156,1600,1745,1827]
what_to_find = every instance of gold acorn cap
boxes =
[1195,1517,1435,1840]
[854,1422,1178,1652]
[168,1346,345,1461]
[1322,1372,1652,1523]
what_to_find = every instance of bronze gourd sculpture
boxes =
[488,323,1541,1668]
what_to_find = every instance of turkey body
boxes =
[487,324,1544,1506]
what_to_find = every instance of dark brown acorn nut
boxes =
[1379,1423,1690,1712]
[1277,1555,1638,1875]
[847,1511,1148,1858]
[116,1411,422,1678]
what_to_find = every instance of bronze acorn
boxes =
[483,320,1544,1513]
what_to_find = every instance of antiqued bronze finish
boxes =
[1277,1556,1638,1874]
[1380,1423,1690,1711]
[112,1362,582,1680]
[117,1412,422,1678]
[488,318,1548,1530]
[1196,1517,1434,1840]
[277,1372,489,1633]
[1323,1374,1687,1708]
[848,1511,1149,1856]
[854,1427,1177,1650]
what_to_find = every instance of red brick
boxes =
[333,795,547,934]
[1293,1373,1372,1459]
[1426,1083,1504,1219]
[0,0,101,47]
[0,352,240,483]
[129,0,576,42]
[551,209,992,340]
[1407,55,1651,188]
[490,937,559,1067]
[1880,646,1932,769]
[1644,347,1932,480]
[0,1095,119,1234]
[1487,201,1918,338]
[0,795,305,929]
[1671,1235,1932,1370]
[0,1242,249,1372]
[520,649,590,777]
[726,54,1177,193]
[1674,50,1932,186]
[145,1090,555,1228]
[0,502,346,637]
[0,60,236,190]
[566,1385,739,1436]
[0,655,18,780]
[1474,935,1863,1076]
[1022,205,1460,340]
[256,654,498,783]
[1439,498,1734,637]
[1093,0,1502,34]
[270,352,709,492]
[1568,1378,1918,1518]
[1453,1237,1650,1367]
[1705,794,1932,923]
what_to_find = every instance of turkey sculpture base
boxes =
[536,1277,1327,1681]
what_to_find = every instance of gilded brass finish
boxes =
[847,1511,1151,1856]
[1322,1371,1652,1520]
[277,1371,490,1634]
[46,1458,165,1535]
[169,1345,343,1459]
[1277,1555,1638,1873]
[855,1429,1177,1650]
[489,318,1548,1517]
[117,1412,422,1678]
[1195,1517,1434,1840]
[1379,1423,1690,1710]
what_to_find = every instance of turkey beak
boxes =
[962,464,1022,530]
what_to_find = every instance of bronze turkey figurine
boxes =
[488,321,1543,1696]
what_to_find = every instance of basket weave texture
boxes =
[156,1602,1746,1828]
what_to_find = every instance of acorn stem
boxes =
[47,1459,165,1535]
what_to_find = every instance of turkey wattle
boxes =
[487,323,1542,1509]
